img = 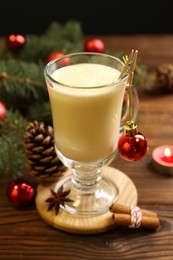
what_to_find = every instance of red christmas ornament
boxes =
[118,121,148,161]
[84,38,105,53]
[6,34,26,52]
[7,178,35,207]
[46,51,70,65]
[0,101,6,120]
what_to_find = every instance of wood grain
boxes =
[1,35,173,259]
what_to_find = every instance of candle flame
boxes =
[164,147,172,157]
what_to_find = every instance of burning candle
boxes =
[152,145,173,175]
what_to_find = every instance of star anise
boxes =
[45,185,73,215]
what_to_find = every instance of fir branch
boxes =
[0,59,47,114]
[27,101,52,124]
[0,110,28,178]
[0,72,44,87]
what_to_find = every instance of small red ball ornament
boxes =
[84,38,105,53]
[6,34,26,52]
[0,101,6,120]
[46,51,64,63]
[46,51,70,65]
[118,121,148,161]
[7,178,35,207]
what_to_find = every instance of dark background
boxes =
[0,0,172,36]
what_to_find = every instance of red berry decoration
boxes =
[46,51,70,65]
[0,101,6,120]
[118,121,148,161]
[6,34,26,52]
[84,38,105,53]
[7,178,35,207]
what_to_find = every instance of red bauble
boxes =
[7,178,35,207]
[46,51,64,63]
[46,51,70,65]
[6,34,26,52]
[0,101,6,120]
[118,132,148,161]
[84,38,105,53]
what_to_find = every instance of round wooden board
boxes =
[35,166,138,234]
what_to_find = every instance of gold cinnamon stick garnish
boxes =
[118,49,135,79]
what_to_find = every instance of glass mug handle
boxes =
[120,85,139,134]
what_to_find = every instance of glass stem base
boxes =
[54,166,119,216]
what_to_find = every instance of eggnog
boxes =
[48,63,126,162]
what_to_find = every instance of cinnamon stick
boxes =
[110,202,158,218]
[112,213,160,230]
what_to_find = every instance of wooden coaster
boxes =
[35,166,138,234]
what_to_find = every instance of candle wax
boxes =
[160,147,173,163]
[161,155,173,163]
[152,145,173,175]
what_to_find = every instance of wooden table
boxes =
[1,35,173,259]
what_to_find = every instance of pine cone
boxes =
[24,120,67,182]
[141,64,173,93]
[143,64,173,93]
[155,64,173,91]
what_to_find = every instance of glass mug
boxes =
[44,52,138,216]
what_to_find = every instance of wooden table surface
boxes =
[1,35,173,260]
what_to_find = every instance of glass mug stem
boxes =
[72,164,102,192]
[54,160,119,215]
